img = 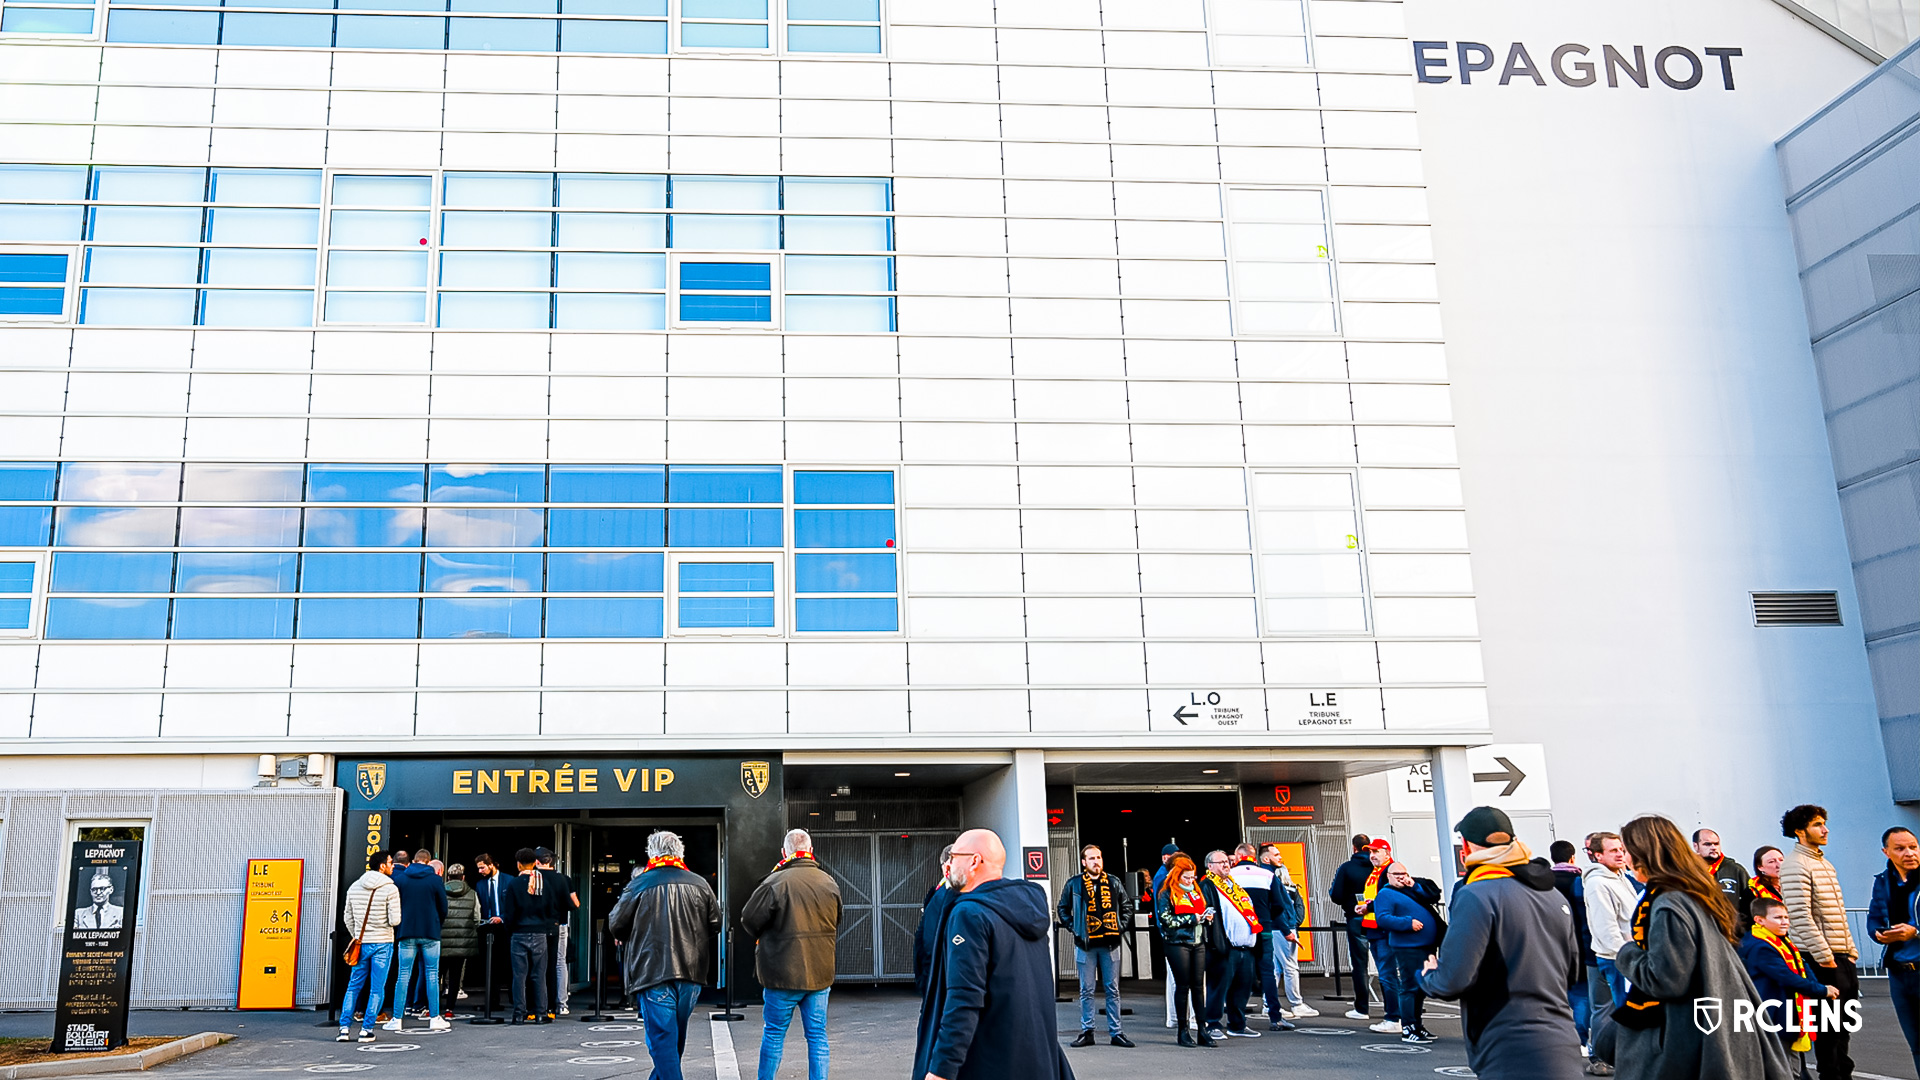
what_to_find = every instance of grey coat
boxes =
[1605,891,1793,1080]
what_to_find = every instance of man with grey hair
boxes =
[743,827,842,1080]
[608,830,719,1080]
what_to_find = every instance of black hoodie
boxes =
[912,878,1073,1080]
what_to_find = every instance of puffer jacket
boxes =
[742,855,842,992]
[1781,842,1855,966]
[608,863,721,992]
[343,870,402,945]
[441,878,483,958]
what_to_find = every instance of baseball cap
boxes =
[1455,805,1516,847]
[533,846,555,861]
[1366,838,1392,852]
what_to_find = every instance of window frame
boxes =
[0,244,78,323]
[0,550,47,639]
[672,0,774,54]
[1223,184,1342,339]
[1249,466,1373,638]
[788,464,901,636]
[319,169,440,328]
[59,819,152,930]
[0,0,102,39]
[1203,0,1313,70]
[669,250,781,330]
[666,551,783,637]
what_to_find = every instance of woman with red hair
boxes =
[1155,853,1214,1048]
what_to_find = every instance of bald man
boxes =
[912,829,1072,1080]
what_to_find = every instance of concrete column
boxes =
[960,749,1049,879]
[1430,746,1474,881]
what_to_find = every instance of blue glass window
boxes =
[667,465,781,503]
[0,562,31,593]
[2,7,93,33]
[304,508,424,547]
[679,561,773,591]
[668,509,781,547]
[221,12,333,45]
[60,461,181,501]
[171,598,295,638]
[794,470,893,505]
[0,462,56,501]
[783,177,889,213]
[548,508,665,547]
[551,464,664,503]
[300,553,422,593]
[51,552,173,593]
[429,464,545,502]
[424,596,542,637]
[80,288,199,326]
[0,507,51,546]
[785,216,889,251]
[548,552,662,592]
[179,507,302,547]
[175,552,298,593]
[297,598,420,638]
[425,551,542,592]
[449,16,556,49]
[426,508,544,547]
[106,9,220,43]
[674,559,774,629]
[795,597,897,631]
[794,508,893,548]
[0,253,67,315]
[786,23,880,52]
[0,561,28,631]
[44,598,169,638]
[0,166,86,244]
[794,553,895,592]
[335,15,448,48]
[784,294,894,331]
[678,260,772,323]
[555,293,666,329]
[54,508,178,547]
[678,596,773,627]
[673,216,778,249]
[561,19,666,52]
[308,464,425,503]
[785,254,891,291]
[183,463,303,503]
[546,597,663,637]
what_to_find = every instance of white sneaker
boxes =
[456,991,469,1000]
[335,1030,351,1042]
[558,1005,569,1016]
[1345,1009,1368,1020]
[1279,1009,1296,1020]
[381,1018,403,1032]
[428,1018,451,1033]
[1293,1004,1319,1017]
[1369,1019,1403,1035]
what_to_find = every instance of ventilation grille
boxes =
[1753,592,1843,626]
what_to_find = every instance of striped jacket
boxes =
[1780,842,1854,966]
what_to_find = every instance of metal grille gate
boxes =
[813,831,948,981]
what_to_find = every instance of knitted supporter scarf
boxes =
[1362,866,1383,928]
[1612,887,1667,1031]
[646,855,689,873]
[1170,883,1205,915]
[1082,872,1121,946]
[773,852,817,873]
[1207,871,1263,934]
[1752,924,1817,1052]
[1750,874,1783,905]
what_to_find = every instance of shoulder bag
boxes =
[343,885,378,966]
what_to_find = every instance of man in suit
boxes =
[73,869,122,929]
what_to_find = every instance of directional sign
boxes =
[1241,783,1324,825]
[238,858,303,1009]
[1387,762,1434,814]
[1465,743,1551,812]
[1266,688,1384,732]
[1149,689,1263,732]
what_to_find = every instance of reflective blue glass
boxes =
[51,552,173,593]
[0,254,68,283]
[92,167,206,204]
[556,253,664,289]
[449,16,556,49]
[303,507,424,547]
[300,553,422,592]
[795,508,894,548]
[550,464,664,503]
[548,551,663,591]
[171,598,295,638]
[793,470,893,504]
[794,552,895,592]
[45,598,169,638]
[423,596,542,637]
[545,596,663,637]
[327,250,429,287]
[211,168,323,205]
[85,247,201,285]
[442,211,552,245]
[560,174,667,208]
[426,508,544,547]
[557,213,666,249]
[680,261,771,290]
[323,291,426,323]
[785,255,891,291]
[440,249,553,285]
[0,507,50,546]
[175,552,298,593]
[184,463,304,502]
[559,18,666,51]
[451,0,554,11]
[667,465,781,504]
[107,9,219,43]
[682,0,761,14]
[0,563,32,593]
[0,599,26,630]
[80,288,199,326]
[425,551,542,592]
[0,206,84,243]
[429,465,545,503]
[786,23,881,52]
[554,293,665,329]
[782,177,889,213]
[787,0,877,17]
[561,0,663,11]
[335,15,448,47]
[679,293,770,322]
[1,8,93,32]
[0,462,55,503]
[308,465,425,502]
[60,461,180,501]
[0,288,63,315]
[672,215,778,248]
[340,0,442,11]
[666,509,780,548]
[784,215,890,250]
[439,292,552,329]
[678,561,773,591]
[54,508,178,547]
[680,21,765,47]
[0,165,87,201]
[783,295,893,331]
[445,172,554,207]
[677,596,773,627]
[209,208,321,244]
[671,176,778,211]
[179,507,302,547]
[548,508,665,547]
[333,175,433,207]
[221,12,334,45]
[200,289,317,327]
[795,597,897,631]
[204,249,318,286]
[297,598,420,638]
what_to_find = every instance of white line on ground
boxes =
[1856,1072,1916,1080]
[711,1017,740,1080]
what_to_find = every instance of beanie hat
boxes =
[1161,844,1180,857]
[1455,805,1516,847]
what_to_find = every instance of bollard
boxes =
[711,924,744,1021]
[469,924,505,1025]
[578,921,614,1021]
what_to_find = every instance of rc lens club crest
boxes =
[355,762,386,801]
[740,760,770,799]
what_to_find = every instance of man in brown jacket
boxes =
[1780,803,1857,1080]
[743,828,842,1080]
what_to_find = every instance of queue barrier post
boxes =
[578,921,614,1022]
[469,924,506,1025]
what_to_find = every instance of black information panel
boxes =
[52,840,142,1053]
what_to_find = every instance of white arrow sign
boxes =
[1464,743,1551,812]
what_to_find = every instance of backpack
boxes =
[1275,879,1306,931]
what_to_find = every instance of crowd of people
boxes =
[333,804,1920,1080]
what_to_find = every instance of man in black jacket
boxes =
[498,847,559,1024]
[913,829,1071,1080]
[1692,828,1752,927]
[1056,844,1136,1047]
[914,845,955,997]
[608,830,720,1080]
[1328,834,1379,1020]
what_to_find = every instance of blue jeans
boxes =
[1391,946,1428,1029]
[759,987,829,1080]
[1369,936,1402,1022]
[1076,945,1122,1036]
[393,938,442,1017]
[510,932,549,1018]
[1569,971,1591,1043]
[1596,957,1627,1010]
[640,979,701,1080]
[1889,966,1920,1077]
[341,942,393,1031]
[1273,932,1305,1008]
[1254,934,1281,1017]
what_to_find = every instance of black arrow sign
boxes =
[1173,705,1198,725]
[1472,756,1526,798]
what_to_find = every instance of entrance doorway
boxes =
[1075,789,1244,896]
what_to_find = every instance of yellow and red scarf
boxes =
[772,852,816,873]
[1207,871,1263,934]
[1362,866,1384,928]
[1750,874,1783,906]
[645,855,689,873]
[1752,924,1816,1051]
[1464,863,1515,886]
[1169,882,1206,915]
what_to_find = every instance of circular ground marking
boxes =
[1297,1027,1355,1036]
[1433,1068,1476,1077]
[305,1066,376,1074]
[580,1040,643,1048]
[1361,1042,1431,1054]
[567,1056,635,1065]
[589,1023,642,1032]
[356,1043,420,1054]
